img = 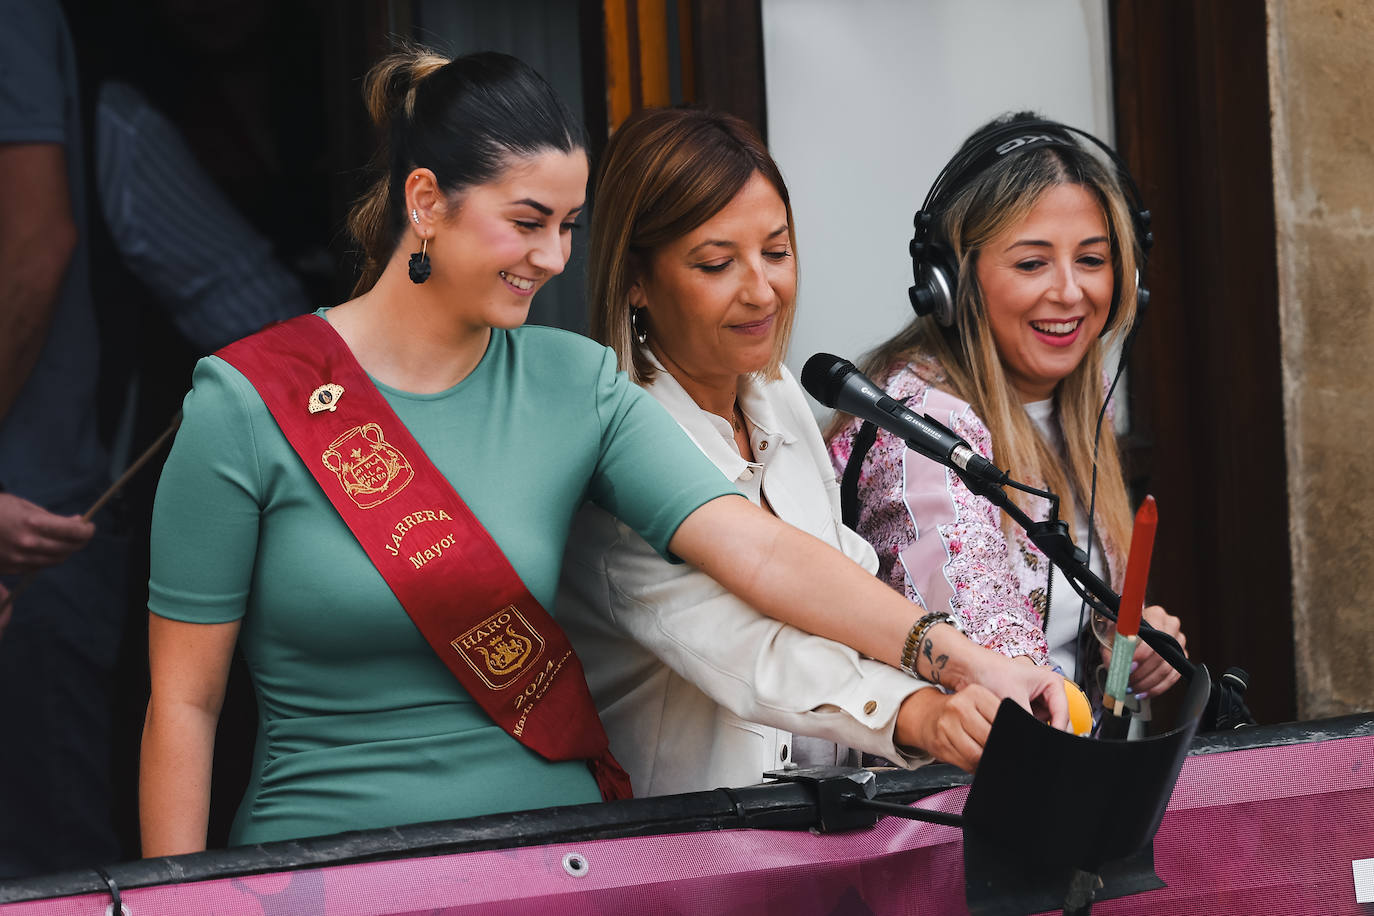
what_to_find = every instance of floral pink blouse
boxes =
[828,354,1122,668]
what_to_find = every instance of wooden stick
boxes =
[82,412,182,522]
[0,412,182,615]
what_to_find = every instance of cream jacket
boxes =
[557,359,932,797]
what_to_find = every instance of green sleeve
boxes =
[585,348,741,561]
[147,357,265,623]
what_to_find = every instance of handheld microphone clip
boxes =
[801,353,1007,486]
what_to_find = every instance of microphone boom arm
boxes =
[800,350,1252,730]
[944,457,1196,685]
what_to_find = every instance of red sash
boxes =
[217,315,632,802]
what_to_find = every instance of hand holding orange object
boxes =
[1064,680,1092,736]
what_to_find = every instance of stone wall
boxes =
[1269,0,1374,717]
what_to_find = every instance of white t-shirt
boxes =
[1023,398,1109,680]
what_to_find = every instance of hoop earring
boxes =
[408,237,431,284]
[631,307,648,345]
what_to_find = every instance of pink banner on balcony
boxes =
[4,734,1371,915]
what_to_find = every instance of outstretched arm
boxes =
[668,494,1069,735]
[563,502,938,768]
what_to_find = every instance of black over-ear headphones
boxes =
[908,116,1153,334]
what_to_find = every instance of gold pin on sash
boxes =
[309,383,345,414]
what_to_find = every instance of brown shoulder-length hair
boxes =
[588,107,797,385]
[828,117,1142,557]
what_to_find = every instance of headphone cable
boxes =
[1075,316,1143,687]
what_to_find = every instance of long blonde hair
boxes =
[833,128,1141,554]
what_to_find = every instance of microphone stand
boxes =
[909,430,1254,732]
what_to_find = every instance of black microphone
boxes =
[801,353,1006,485]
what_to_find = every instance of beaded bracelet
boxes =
[899,611,962,678]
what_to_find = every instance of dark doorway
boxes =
[1110,0,1296,725]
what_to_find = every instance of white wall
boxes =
[763,0,1114,393]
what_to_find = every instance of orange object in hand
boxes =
[1064,680,1092,736]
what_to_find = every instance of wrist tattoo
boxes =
[922,636,949,686]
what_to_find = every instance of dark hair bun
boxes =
[346,47,585,294]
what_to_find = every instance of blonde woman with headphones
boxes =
[830,113,1186,710]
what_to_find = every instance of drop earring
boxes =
[631,307,648,345]
[409,237,431,284]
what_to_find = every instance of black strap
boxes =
[93,866,123,915]
[840,395,916,530]
[840,421,879,530]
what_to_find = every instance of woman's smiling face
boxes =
[974,182,1114,402]
[428,148,588,332]
[632,171,796,388]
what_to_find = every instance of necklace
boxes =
[708,399,745,435]
[728,404,746,434]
